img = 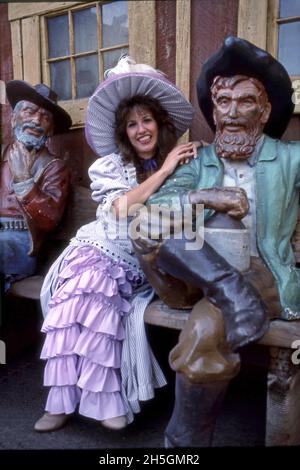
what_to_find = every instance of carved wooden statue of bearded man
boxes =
[132,36,299,447]
[0,81,71,292]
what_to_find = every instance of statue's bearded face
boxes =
[212,76,271,160]
[12,100,54,151]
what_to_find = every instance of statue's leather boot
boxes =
[165,373,228,447]
[156,238,269,351]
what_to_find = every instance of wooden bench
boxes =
[145,300,300,446]
[143,215,300,447]
[145,218,300,446]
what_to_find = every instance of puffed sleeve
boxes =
[88,153,133,212]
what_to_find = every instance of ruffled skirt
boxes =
[40,244,142,420]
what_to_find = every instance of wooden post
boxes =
[22,16,41,84]
[237,0,268,49]
[128,1,156,67]
[176,0,191,143]
[10,19,23,80]
[266,346,300,446]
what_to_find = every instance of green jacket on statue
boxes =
[148,135,300,319]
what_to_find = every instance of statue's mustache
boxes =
[219,118,248,129]
[14,122,48,151]
[22,122,45,134]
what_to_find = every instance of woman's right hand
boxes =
[160,141,198,177]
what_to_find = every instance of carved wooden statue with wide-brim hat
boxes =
[133,36,300,447]
[0,80,72,292]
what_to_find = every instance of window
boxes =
[271,0,300,111]
[43,2,128,101]
[8,1,156,127]
[238,0,300,113]
[277,0,300,76]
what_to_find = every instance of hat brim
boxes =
[6,80,72,134]
[85,72,194,157]
[197,36,295,139]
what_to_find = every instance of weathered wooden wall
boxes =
[1,0,299,165]
[156,0,176,83]
[0,3,97,188]
[189,0,300,142]
[190,0,239,142]
[282,117,300,141]
[0,3,13,144]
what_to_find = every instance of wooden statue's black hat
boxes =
[6,80,72,134]
[197,36,295,138]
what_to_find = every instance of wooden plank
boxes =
[97,2,104,81]
[144,299,300,348]
[176,0,191,143]
[10,19,23,79]
[267,0,279,57]
[156,0,176,83]
[128,0,156,67]
[9,275,44,300]
[260,320,300,348]
[176,0,191,99]
[21,16,41,84]
[238,0,268,49]
[40,16,50,85]
[0,80,6,105]
[144,300,189,330]
[69,10,76,99]
[266,0,300,114]
[60,98,88,128]
[8,2,83,21]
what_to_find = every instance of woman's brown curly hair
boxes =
[114,95,177,182]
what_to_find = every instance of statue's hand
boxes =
[219,187,249,218]
[189,187,249,219]
[8,141,36,183]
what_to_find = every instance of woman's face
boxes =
[125,106,158,159]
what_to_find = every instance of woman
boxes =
[34,56,196,433]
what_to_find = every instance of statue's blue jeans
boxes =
[0,226,36,291]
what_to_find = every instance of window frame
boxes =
[267,0,300,112]
[40,2,129,124]
[238,0,300,113]
[8,1,156,128]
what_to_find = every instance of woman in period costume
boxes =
[34,56,196,432]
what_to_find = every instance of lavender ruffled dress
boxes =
[40,154,166,423]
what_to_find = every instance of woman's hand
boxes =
[113,141,208,217]
[160,141,199,177]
